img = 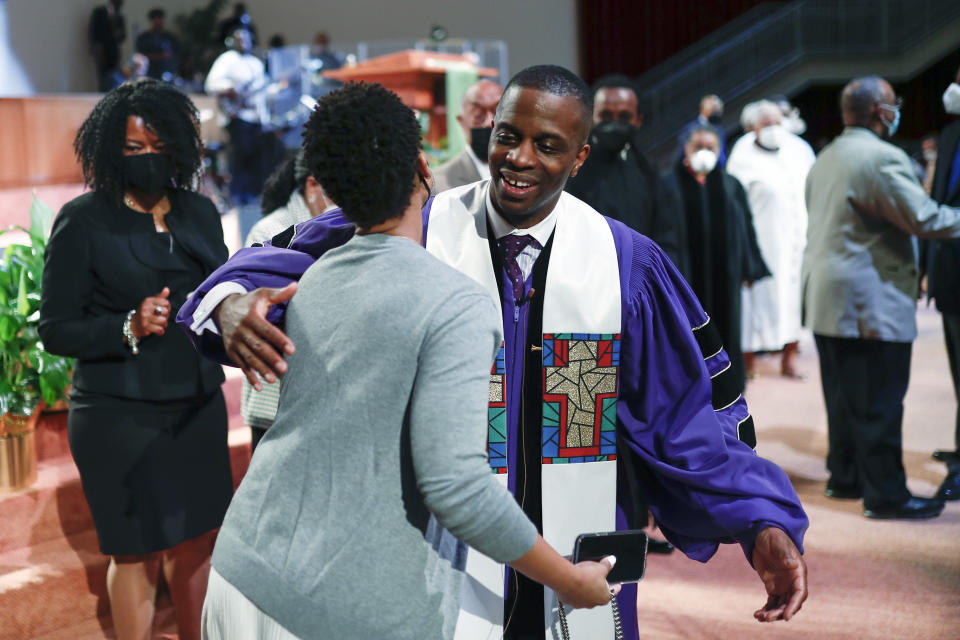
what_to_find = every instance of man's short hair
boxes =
[841,76,886,121]
[592,73,639,99]
[499,65,593,138]
[302,82,421,229]
[147,8,165,20]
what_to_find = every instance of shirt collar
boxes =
[464,144,490,180]
[484,183,559,246]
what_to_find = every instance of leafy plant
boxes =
[173,0,230,83]
[0,197,73,417]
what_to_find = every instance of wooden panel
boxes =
[0,100,28,187]
[0,95,97,188]
[0,94,226,189]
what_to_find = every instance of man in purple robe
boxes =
[178,66,808,639]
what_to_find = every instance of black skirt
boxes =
[68,390,234,556]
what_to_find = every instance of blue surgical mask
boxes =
[881,107,900,138]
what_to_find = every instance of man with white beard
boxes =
[727,100,815,379]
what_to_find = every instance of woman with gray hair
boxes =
[728,99,816,379]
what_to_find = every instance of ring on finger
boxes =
[154,304,164,315]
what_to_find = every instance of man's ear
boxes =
[636,114,644,128]
[569,144,591,178]
[417,151,434,193]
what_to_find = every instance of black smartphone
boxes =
[572,529,649,584]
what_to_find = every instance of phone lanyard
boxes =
[557,589,624,640]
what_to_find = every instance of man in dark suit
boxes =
[89,0,126,92]
[432,79,503,192]
[566,74,688,277]
[676,94,728,169]
[926,64,960,501]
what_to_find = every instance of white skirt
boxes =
[202,567,301,640]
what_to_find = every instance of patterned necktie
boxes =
[498,234,541,302]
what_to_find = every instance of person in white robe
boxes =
[728,100,815,378]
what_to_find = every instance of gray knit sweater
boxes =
[212,233,538,639]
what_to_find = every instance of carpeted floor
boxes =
[635,306,960,639]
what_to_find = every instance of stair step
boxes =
[0,371,251,638]
[0,455,94,555]
[0,529,109,638]
[0,374,252,555]
[0,517,199,639]
[0,429,250,557]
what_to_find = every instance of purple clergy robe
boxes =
[176,199,808,640]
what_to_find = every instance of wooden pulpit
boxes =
[323,50,498,149]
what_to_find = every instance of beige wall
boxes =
[4,0,577,94]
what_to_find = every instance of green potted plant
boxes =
[0,196,73,492]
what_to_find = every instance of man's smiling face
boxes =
[487,86,590,228]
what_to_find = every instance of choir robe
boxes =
[177,185,807,640]
[663,162,771,394]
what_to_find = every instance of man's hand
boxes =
[751,526,807,622]
[214,283,298,389]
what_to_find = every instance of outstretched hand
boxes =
[214,283,298,389]
[752,526,807,622]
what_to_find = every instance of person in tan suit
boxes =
[803,76,960,520]
[432,79,502,192]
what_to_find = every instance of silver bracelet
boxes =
[122,309,139,355]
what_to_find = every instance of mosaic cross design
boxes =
[487,344,507,473]
[541,334,620,464]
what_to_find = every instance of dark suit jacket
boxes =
[39,191,227,401]
[927,121,960,313]
[566,131,689,277]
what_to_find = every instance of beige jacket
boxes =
[433,148,483,193]
[802,127,960,341]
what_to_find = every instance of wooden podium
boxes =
[323,50,497,148]
[0,94,222,190]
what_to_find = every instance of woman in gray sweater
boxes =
[200,82,613,639]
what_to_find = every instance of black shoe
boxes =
[863,496,945,520]
[936,471,960,501]
[646,537,675,554]
[824,482,862,500]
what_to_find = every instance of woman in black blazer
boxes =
[39,79,232,640]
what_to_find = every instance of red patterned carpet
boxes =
[636,307,960,639]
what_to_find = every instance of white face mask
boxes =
[689,148,718,174]
[943,83,960,115]
[756,125,784,150]
[923,149,938,163]
[782,115,806,135]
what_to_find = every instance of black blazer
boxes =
[39,190,227,401]
[926,121,960,313]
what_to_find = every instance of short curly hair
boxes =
[74,78,203,206]
[302,82,421,228]
[500,65,593,143]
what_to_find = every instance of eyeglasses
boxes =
[879,97,903,112]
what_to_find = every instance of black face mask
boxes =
[707,113,723,125]
[469,127,492,162]
[123,153,172,195]
[591,120,634,156]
